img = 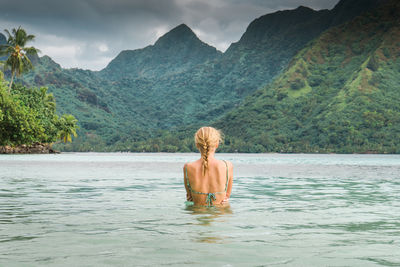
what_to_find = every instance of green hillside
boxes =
[216,0,400,153]
[18,56,140,151]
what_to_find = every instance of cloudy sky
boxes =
[0,0,339,70]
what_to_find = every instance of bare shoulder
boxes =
[183,161,192,170]
[219,159,233,173]
[184,160,200,170]
[221,160,233,168]
[183,162,191,172]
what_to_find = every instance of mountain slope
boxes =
[216,0,400,153]
[215,0,388,98]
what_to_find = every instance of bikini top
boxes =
[185,160,229,206]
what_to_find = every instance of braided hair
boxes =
[195,127,222,175]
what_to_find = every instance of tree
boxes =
[58,114,79,143]
[0,27,40,92]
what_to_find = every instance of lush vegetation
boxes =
[0,75,78,146]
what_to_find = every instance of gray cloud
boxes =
[0,0,339,70]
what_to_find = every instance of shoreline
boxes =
[18,151,399,155]
[0,148,398,155]
[0,143,59,154]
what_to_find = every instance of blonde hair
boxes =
[195,127,222,175]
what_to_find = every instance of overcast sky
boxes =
[0,0,340,70]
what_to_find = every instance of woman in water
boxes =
[184,127,233,206]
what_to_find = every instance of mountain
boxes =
[215,0,400,153]
[92,0,385,130]
[216,0,389,98]
[101,24,221,80]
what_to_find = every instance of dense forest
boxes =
[1,0,399,153]
[0,76,78,147]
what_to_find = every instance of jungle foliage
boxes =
[0,73,78,146]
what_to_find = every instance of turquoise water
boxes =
[0,153,399,266]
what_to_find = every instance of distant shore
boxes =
[0,143,59,154]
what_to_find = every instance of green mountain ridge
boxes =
[83,0,384,133]
[215,0,400,153]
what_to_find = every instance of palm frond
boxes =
[25,34,35,43]
[24,46,40,55]
[4,29,12,40]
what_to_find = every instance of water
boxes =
[0,153,399,266]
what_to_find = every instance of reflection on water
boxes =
[185,204,233,225]
[185,204,233,216]
[184,204,233,243]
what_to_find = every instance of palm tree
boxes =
[0,27,40,92]
[58,114,79,143]
[39,86,56,112]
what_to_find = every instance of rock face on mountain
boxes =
[216,0,400,153]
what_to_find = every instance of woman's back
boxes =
[184,126,233,206]
[184,158,233,206]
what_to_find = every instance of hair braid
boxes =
[202,143,209,175]
[194,126,223,176]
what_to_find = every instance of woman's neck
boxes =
[202,151,216,160]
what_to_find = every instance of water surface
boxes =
[0,153,399,266]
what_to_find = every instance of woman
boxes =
[183,127,233,206]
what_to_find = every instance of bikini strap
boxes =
[185,165,191,190]
[223,160,229,192]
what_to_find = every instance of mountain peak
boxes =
[171,23,193,34]
[154,23,200,49]
[295,5,315,11]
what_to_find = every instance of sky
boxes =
[0,0,340,70]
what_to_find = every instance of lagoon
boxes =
[1,153,399,266]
